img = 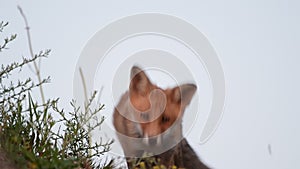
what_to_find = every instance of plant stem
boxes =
[17,6,46,105]
[79,67,92,157]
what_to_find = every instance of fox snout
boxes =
[138,122,162,146]
[142,134,162,146]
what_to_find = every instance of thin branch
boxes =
[79,67,92,157]
[79,67,88,106]
[17,6,45,105]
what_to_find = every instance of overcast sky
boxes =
[1,1,300,168]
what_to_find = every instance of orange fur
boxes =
[113,66,210,169]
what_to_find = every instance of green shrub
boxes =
[0,21,113,169]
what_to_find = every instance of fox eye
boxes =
[162,116,170,123]
[140,112,149,120]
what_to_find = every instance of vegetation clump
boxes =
[0,21,114,169]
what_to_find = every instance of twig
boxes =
[79,67,88,106]
[79,67,92,157]
[17,6,46,105]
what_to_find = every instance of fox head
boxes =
[126,66,197,146]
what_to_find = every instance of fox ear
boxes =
[172,84,197,106]
[130,66,152,96]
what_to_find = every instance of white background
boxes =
[1,1,299,168]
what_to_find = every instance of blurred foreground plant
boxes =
[0,20,114,169]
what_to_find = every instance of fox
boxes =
[113,66,210,169]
